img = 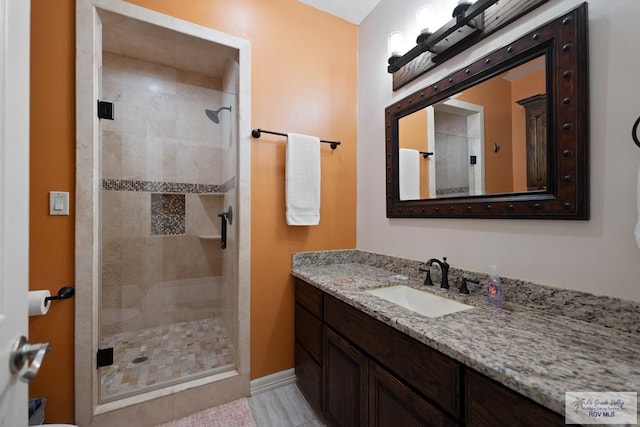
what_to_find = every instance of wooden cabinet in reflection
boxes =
[517,94,547,191]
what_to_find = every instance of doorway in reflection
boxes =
[429,100,484,198]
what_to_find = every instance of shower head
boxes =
[205,106,232,124]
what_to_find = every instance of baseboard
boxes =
[249,368,296,396]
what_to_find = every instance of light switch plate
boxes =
[49,191,69,215]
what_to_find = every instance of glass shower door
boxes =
[97,45,238,402]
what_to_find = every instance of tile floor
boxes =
[100,316,235,401]
[154,383,324,427]
[247,383,325,427]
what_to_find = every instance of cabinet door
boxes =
[369,362,458,427]
[324,326,368,427]
[295,342,322,411]
[516,94,547,191]
[325,295,461,418]
[465,369,565,426]
[295,303,322,363]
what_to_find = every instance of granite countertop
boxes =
[291,254,640,418]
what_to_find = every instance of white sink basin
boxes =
[366,285,473,318]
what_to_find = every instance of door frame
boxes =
[75,0,251,424]
[0,0,30,425]
[427,99,485,197]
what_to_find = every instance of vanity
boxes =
[292,250,640,426]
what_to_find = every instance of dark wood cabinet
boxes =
[294,278,566,427]
[324,295,461,419]
[369,361,457,427]
[324,327,369,427]
[295,303,322,363]
[295,342,322,407]
[517,94,547,191]
[464,369,566,427]
[294,279,324,411]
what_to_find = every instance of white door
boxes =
[0,0,31,426]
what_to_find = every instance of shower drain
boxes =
[131,356,149,364]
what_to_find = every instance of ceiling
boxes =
[298,0,382,24]
[99,1,381,79]
[99,9,237,79]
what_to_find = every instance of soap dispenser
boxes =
[486,265,503,308]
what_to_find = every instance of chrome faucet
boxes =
[420,257,450,290]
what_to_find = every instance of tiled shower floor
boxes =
[99,316,235,401]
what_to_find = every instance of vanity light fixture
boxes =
[387,0,499,74]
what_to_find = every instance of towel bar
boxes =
[251,128,340,150]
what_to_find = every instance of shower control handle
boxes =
[217,206,233,250]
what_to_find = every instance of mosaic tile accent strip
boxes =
[436,186,470,196]
[102,177,236,194]
[219,176,236,193]
[151,193,185,235]
[100,316,235,401]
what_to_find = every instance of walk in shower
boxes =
[98,49,238,401]
[76,1,250,424]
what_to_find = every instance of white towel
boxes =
[399,148,421,200]
[286,133,321,226]
[635,161,640,247]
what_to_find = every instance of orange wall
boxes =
[29,0,357,423]
[29,0,76,423]
[458,76,513,194]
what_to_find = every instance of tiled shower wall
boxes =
[100,52,236,337]
[434,111,470,196]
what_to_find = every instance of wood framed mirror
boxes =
[385,3,588,219]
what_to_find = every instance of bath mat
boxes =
[156,397,257,427]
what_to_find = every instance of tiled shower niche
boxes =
[151,193,186,235]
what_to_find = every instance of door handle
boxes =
[9,335,51,383]
[217,206,233,250]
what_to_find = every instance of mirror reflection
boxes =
[398,55,546,200]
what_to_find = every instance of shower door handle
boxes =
[217,206,232,250]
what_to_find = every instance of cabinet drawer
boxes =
[465,368,565,427]
[295,342,322,411]
[296,278,322,319]
[324,295,461,418]
[295,278,323,317]
[295,304,322,364]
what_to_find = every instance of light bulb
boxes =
[416,5,431,35]
[387,31,404,58]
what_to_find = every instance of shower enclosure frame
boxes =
[75,0,251,425]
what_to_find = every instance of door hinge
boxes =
[97,100,114,120]
[97,347,114,368]
[470,155,477,165]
